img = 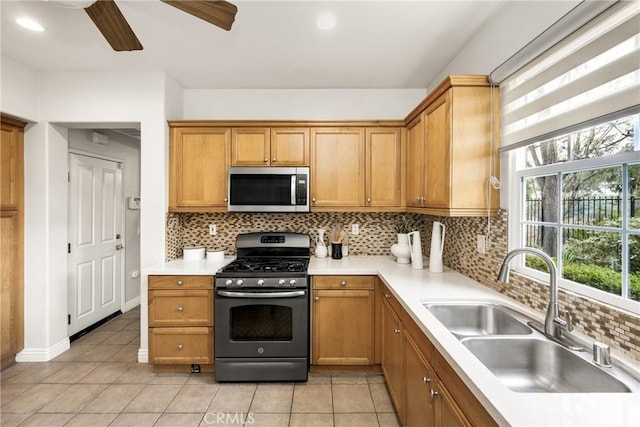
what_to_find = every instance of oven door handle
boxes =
[217,290,306,298]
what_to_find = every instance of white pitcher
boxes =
[429,221,445,273]
[407,231,424,270]
[315,229,327,258]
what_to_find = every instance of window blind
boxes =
[500,0,640,151]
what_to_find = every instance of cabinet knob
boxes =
[340,280,347,287]
[367,197,371,204]
[264,158,268,163]
[423,377,431,384]
[177,280,183,286]
[177,306,184,313]
[384,293,391,299]
[394,328,401,334]
[416,196,421,202]
[177,344,184,350]
[314,296,320,302]
[272,158,277,162]
[224,198,228,202]
[430,389,439,399]
[312,197,316,202]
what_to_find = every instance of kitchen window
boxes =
[497,1,640,312]
[510,114,639,312]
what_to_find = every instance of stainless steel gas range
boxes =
[214,232,310,382]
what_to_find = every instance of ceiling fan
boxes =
[50,0,237,52]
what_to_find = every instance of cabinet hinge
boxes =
[67,314,71,325]
[67,171,70,182]
[68,243,71,254]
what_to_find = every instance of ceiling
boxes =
[1,0,508,89]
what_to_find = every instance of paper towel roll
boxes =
[207,248,225,263]
[183,246,205,261]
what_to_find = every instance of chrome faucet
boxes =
[498,247,576,342]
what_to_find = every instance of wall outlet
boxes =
[477,235,487,254]
[351,224,359,235]
[209,224,217,236]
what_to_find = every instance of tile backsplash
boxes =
[166,210,640,361]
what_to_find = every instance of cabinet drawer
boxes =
[149,275,213,290]
[149,290,213,327]
[313,275,374,290]
[379,282,401,316]
[149,327,213,364]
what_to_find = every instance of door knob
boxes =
[115,244,124,250]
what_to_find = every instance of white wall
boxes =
[68,129,141,306]
[2,61,173,360]
[427,0,580,90]
[0,56,39,122]
[183,89,427,120]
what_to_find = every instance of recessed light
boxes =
[16,17,44,32]
[316,13,336,30]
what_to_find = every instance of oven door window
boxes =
[230,304,293,341]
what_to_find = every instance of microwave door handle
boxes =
[217,290,306,298]
[291,175,297,205]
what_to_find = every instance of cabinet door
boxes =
[381,298,404,421]
[310,128,365,208]
[424,91,452,208]
[1,121,22,209]
[406,115,424,208]
[404,331,435,427]
[170,127,230,209]
[231,128,270,166]
[435,379,472,427]
[0,211,23,367]
[312,289,374,365]
[365,128,403,208]
[271,128,309,166]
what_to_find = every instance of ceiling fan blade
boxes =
[162,0,237,31]
[84,0,143,51]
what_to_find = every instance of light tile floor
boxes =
[1,307,401,427]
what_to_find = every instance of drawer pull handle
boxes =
[177,344,184,350]
[177,280,183,286]
[177,306,184,313]
[340,281,347,287]
[394,328,401,334]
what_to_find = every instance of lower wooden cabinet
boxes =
[312,275,375,365]
[149,327,213,364]
[376,280,495,427]
[381,296,404,421]
[148,275,214,364]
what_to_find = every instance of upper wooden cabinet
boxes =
[310,127,365,209]
[310,126,405,211]
[169,126,230,212]
[404,75,500,216]
[365,127,404,208]
[231,127,310,166]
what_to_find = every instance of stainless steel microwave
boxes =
[227,167,310,212]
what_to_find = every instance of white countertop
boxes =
[141,255,640,426]
[310,256,640,427]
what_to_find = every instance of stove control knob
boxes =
[289,279,297,286]
[278,279,286,286]
[257,279,265,286]
[225,279,233,286]
[236,279,244,286]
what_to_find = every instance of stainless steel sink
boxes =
[461,337,632,393]
[423,302,532,338]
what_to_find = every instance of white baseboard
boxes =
[15,338,70,362]
[138,348,149,363]
[123,296,140,313]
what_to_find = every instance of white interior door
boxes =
[68,153,123,335]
